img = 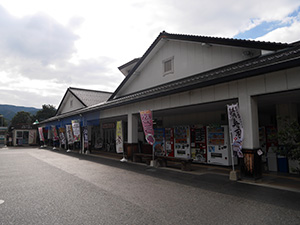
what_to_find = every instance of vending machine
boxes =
[165,128,174,157]
[207,125,235,166]
[153,128,165,156]
[190,125,207,163]
[174,126,191,159]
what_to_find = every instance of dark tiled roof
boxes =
[160,31,289,50]
[41,43,300,124]
[40,34,300,124]
[69,87,112,107]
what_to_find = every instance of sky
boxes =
[0,0,299,109]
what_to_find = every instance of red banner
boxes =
[140,110,155,145]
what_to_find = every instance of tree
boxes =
[10,111,32,126]
[276,117,300,174]
[34,104,56,122]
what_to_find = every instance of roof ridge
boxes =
[162,31,289,46]
[69,87,113,94]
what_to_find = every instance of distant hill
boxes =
[0,104,40,121]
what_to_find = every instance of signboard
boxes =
[140,110,155,145]
[116,121,123,153]
[227,103,244,158]
[71,120,80,142]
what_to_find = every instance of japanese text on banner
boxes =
[116,121,124,153]
[227,103,244,158]
[140,110,155,145]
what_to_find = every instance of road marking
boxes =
[0,200,4,205]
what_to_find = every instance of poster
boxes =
[140,110,155,145]
[115,121,123,153]
[38,127,45,142]
[52,125,59,141]
[71,120,80,142]
[66,125,74,144]
[59,127,66,145]
[227,103,244,158]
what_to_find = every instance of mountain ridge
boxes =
[0,104,40,121]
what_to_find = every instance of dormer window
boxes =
[163,56,174,76]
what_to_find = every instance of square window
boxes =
[163,56,174,75]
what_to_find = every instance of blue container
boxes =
[277,156,289,173]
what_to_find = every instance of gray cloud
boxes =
[0,6,78,64]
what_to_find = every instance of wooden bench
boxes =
[133,153,153,165]
[156,156,193,171]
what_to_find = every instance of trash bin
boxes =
[240,148,262,179]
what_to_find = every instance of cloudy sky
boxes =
[0,0,299,108]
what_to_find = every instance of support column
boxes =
[127,113,139,159]
[238,81,261,179]
[238,95,259,149]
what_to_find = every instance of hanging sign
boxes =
[59,127,66,145]
[140,110,155,145]
[71,120,80,142]
[227,103,244,158]
[116,121,124,153]
[38,127,45,142]
[52,125,59,141]
[66,125,74,144]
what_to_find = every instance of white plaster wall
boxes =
[118,40,260,96]
[59,93,85,114]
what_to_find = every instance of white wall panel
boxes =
[202,86,215,102]
[214,83,229,100]
[287,67,300,90]
[246,76,266,95]
[265,71,287,93]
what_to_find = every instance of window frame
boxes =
[162,56,174,76]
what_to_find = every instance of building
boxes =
[40,31,300,175]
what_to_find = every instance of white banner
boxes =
[227,103,244,158]
[71,120,80,142]
[116,121,123,153]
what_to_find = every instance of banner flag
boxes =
[66,125,74,144]
[71,120,80,142]
[52,125,59,141]
[38,127,45,142]
[83,126,88,148]
[140,110,155,145]
[48,128,52,140]
[227,103,244,158]
[59,127,66,145]
[116,121,124,153]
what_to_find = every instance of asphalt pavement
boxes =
[1,146,300,225]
